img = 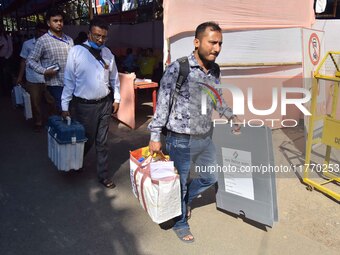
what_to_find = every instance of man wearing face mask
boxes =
[61,18,120,189]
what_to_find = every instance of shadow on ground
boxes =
[0,96,150,255]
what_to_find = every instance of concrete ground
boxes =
[0,96,339,255]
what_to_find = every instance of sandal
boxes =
[99,178,116,189]
[173,228,195,243]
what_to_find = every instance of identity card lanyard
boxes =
[47,30,70,45]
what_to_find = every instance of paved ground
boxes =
[0,96,339,255]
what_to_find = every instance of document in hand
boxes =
[150,161,176,179]
[46,63,60,71]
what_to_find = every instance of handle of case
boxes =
[65,116,71,126]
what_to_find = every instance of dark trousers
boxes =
[0,57,12,96]
[47,86,63,112]
[25,82,57,126]
[73,97,112,180]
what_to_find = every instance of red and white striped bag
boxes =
[130,148,181,224]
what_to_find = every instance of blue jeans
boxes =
[47,86,63,112]
[166,133,217,230]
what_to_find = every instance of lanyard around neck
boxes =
[48,31,69,44]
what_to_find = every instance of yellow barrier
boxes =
[303,51,340,201]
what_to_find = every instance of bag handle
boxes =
[65,116,71,126]
[152,151,169,161]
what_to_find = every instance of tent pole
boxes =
[89,0,93,19]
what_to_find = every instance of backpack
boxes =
[172,56,220,103]
[162,56,220,135]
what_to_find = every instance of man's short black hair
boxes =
[195,21,222,39]
[89,18,109,31]
[46,8,64,21]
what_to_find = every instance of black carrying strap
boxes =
[172,56,220,105]
[175,56,190,94]
[162,57,190,135]
[162,56,221,135]
[80,44,112,91]
[167,56,220,118]
[81,44,107,67]
[169,57,190,112]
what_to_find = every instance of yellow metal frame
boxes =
[303,51,340,201]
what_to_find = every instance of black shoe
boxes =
[99,178,116,189]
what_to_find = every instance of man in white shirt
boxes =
[17,23,56,132]
[61,18,120,189]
